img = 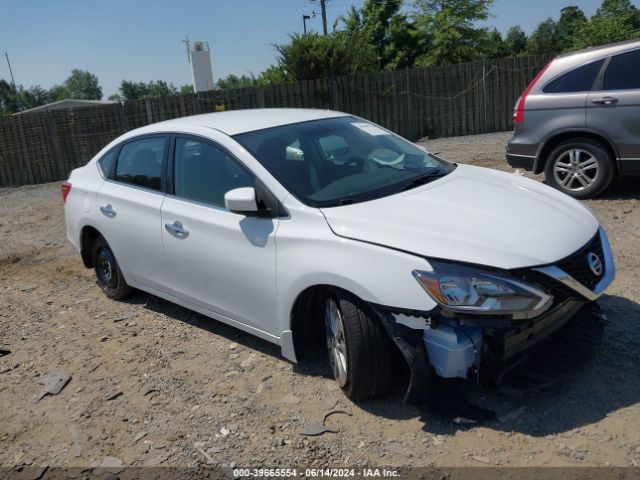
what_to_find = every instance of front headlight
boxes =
[413,260,552,318]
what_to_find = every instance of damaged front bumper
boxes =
[376,299,607,404]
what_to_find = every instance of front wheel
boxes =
[324,291,393,401]
[544,139,614,199]
[92,235,131,300]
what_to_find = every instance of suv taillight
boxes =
[514,62,552,125]
[61,181,72,203]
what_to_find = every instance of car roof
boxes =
[532,38,640,93]
[555,38,640,60]
[149,108,349,136]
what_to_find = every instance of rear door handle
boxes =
[99,204,116,217]
[591,96,618,105]
[164,221,189,238]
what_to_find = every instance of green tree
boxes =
[504,25,527,56]
[573,0,640,48]
[482,28,507,58]
[556,6,587,51]
[0,79,21,114]
[117,81,150,101]
[274,31,377,80]
[179,84,194,95]
[527,18,558,54]
[217,74,258,89]
[413,0,494,66]
[256,65,289,86]
[48,84,68,101]
[0,81,51,114]
[342,0,417,70]
[22,85,50,108]
[216,65,288,90]
[111,80,179,101]
[382,12,421,70]
[50,69,102,101]
[595,0,640,20]
[147,80,177,97]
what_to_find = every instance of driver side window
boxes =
[173,138,254,208]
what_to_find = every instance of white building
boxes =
[189,41,215,93]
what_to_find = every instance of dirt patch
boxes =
[1,133,640,469]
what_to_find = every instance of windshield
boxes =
[233,116,454,208]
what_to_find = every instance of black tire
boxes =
[544,138,614,199]
[324,290,393,401]
[92,235,131,300]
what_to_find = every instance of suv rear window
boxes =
[543,59,604,94]
[604,49,640,91]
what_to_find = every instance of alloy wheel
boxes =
[325,298,348,387]
[552,149,599,192]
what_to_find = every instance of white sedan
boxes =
[63,109,614,402]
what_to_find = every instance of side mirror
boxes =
[225,187,258,215]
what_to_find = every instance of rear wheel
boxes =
[324,291,393,401]
[544,138,614,199]
[92,236,131,300]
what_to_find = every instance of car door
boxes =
[161,134,279,333]
[95,135,170,292]
[587,48,640,172]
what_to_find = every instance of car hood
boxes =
[320,164,599,270]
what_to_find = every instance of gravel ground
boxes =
[1,131,640,470]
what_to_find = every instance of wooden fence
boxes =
[0,54,550,187]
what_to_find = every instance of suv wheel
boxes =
[544,138,614,199]
[324,291,392,401]
[93,235,132,300]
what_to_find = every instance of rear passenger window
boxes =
[604,49,640,91]
[115,137,166,191]
[97,148,117,178]
[543,59,604,93]
[173,138,254,208]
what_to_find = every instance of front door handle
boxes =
[99,204,116,217]
[591,96,618,105]
[164,221,189,238]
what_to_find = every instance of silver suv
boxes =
[506,39,640,198]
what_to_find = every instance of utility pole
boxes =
[5,52,17,89]
[5,51,23,111]
[320,0,328,35]
[310,0,328,35]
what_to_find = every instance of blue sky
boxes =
[0,0,617,98]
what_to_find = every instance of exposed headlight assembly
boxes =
[413,260,553,318]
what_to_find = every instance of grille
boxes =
[556,233,604,290]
